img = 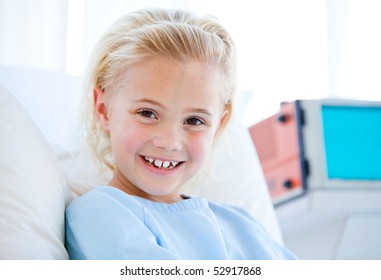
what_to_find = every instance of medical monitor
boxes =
[300,99,381,189]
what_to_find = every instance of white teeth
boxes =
[146,157,154,163]
[144,156,180,169]
[154,160,162,167]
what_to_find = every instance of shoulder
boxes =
[206,200,271,240]
[66,186,144,222]
[206,200,298,259]
[207,200,260,224]
[65,187,177,259]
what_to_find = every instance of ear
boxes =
[220,102,233,128]
[93,87,110,131]
[219,109,229,128]
[215,105,231,137]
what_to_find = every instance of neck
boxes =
[108,171,183,204]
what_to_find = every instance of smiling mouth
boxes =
[142,156,183,170]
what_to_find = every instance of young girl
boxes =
[65,7,297,260]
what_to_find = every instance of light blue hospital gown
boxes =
[65,186,297,260]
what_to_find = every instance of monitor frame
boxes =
[299,98,381,190]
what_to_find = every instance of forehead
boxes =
[121,56,221,85]
[113,57,224,105]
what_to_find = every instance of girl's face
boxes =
[94,57,227,203]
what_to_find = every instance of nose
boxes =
[152,123,183,152]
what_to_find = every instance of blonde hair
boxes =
[83,8,237,171]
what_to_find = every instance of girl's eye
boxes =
[138,110,157,119]
[185,117,204,126]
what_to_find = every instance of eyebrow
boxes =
[131,98,165,109]
[132,98,213,116]
[186,108,213,117]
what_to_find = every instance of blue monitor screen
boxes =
[321,105,381,180]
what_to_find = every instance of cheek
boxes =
[109,122,149,158]
[187,132,215,162]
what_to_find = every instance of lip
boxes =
[139,155,184,175]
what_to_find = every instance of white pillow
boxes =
[0,83,72,259]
